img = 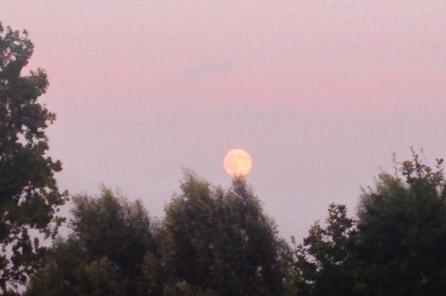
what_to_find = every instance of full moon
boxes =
[223,149,253,177]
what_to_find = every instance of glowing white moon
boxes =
[223,149,253,177]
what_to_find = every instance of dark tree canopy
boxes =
[26,188,160,296]
[161,173,290,295]
[293,203,356,296]
[0,22,66,293]
[24,154,446,295]
[294,152,446,296]
[27,176,291,296]
[353,154,446,295]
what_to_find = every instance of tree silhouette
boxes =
[354,153,446,295]
[26,188,159,296]
[161,173,289,295]
[293,204,356,296]
[0,22,66,293]
[294,152,446,296]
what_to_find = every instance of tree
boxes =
[354,153,446,295]
[0,22,66,293]
[25,239,126,296]
[27,176,294,295]
[293,204,356,296]
[161,173,289,295]
[294,152,446,296]
[26,188,160,295]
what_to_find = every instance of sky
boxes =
[2,1,446,240]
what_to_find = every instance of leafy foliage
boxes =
[294,152,446,296]
[25,154,446,295]
[161,174,289,295]
[0,22,66,293]
[293,204,356,296]
[26,189,160,296]
[353,153,446,295]
[27,176,290,296]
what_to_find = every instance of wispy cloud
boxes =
[179,60,234,81]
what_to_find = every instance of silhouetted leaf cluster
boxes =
[0,22,66,294]
[26,176,290,295]
[294,151,446,296]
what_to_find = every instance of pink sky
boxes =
[2,1,446,239]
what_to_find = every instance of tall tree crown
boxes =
[0,22,66,293]
[162,173,288,295]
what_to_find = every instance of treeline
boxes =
[26,177,288,295]
[2,22,446,296]
[25,159,446,296]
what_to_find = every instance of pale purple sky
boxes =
[2,1,446,239]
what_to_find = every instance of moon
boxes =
[223,149,253,177]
